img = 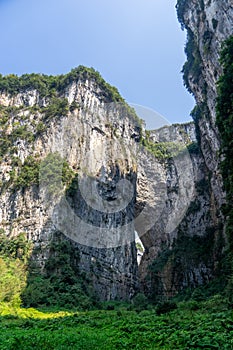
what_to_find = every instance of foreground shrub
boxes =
[156,301,177,315]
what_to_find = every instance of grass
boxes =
[0,297,233,349]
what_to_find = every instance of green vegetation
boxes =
[0,229,95,310]
[39,152,75,197]
[0,66,124,103]
[0,106,35,158]
[22,233,95,310]
[176,0,208,111]
[156,301,177,315]
[14,156,40,188]
[11,125,34,142]
[176,0,204,29]
[0,73,59,97]
[148,228,218,302]
[43,97,69,120]
[216,36,233,282]
[0,66,142,159]
[62,66,124,103]
[176,0,188,30]
[0,230,232,348]
[36,121,46,134]
[136,242,144,253]
[140,130,199,160]
[8,152,75,192]
[182,29,203,94]
[0,231,32,306]
[0,297,233,349]
[141,136,187,160]
[216,35,233,235]
[187,141,200,154]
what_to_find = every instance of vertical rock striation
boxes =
[1,1,232,302]
[176,0,233,209]
[0,69,140,301]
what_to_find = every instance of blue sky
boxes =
[0,0,195,127]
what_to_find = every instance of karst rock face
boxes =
[0,71,218,300]
[145,0,233,297]
[140,0,233,297]
[0,73,140,300]
[177,0,233,207]
[0,0,232,300]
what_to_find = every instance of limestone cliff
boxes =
[0,67,216,302]
[0,68,140,301]
[137,123,223,298]
[149,0,233,298]
[135,0,233,298]
[1,0,232,302]
[176,0,233,208]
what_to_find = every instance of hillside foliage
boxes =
[216,36,233,271]
[0,66,124,103]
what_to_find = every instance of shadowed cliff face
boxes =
[150,0,233,299]
[0,30,230,302]
[176,0,233,208]
[137,124,224,298]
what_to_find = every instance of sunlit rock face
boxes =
[0,73,204,300]
[0,29,230,301]
[0,77,140,301]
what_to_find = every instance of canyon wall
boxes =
[1,0,233,302]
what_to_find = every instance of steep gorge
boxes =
[0,0,232,305]
[127,0,233,299]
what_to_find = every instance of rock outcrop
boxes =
[0,70,140,301]
[0,68,214,301]
[1,0,232,301]
[177,0,233,209]
[137,123,223,298]
[146,0,233,298]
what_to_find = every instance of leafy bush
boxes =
[39,152,75,198]
[0,294,232,349]
[141,137,186,160]
[0,73,59,97]
[43,97,69,119]
[176,0,188,29]
[0,232,32,305]
[15,156,40,188]
[182,29,203,94]
[36,121,46,134]
[131,293,148,311]
[11,125,34,142]
[0,231,32,262]
[216,36,233,246]
[0,257,26,306]
[156,301,177,315]
[187,141,200,154]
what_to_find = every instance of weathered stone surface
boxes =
[136,123,221,297]
[1,0,232,300]
[179,0,233,208]
[0,78,140,301]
